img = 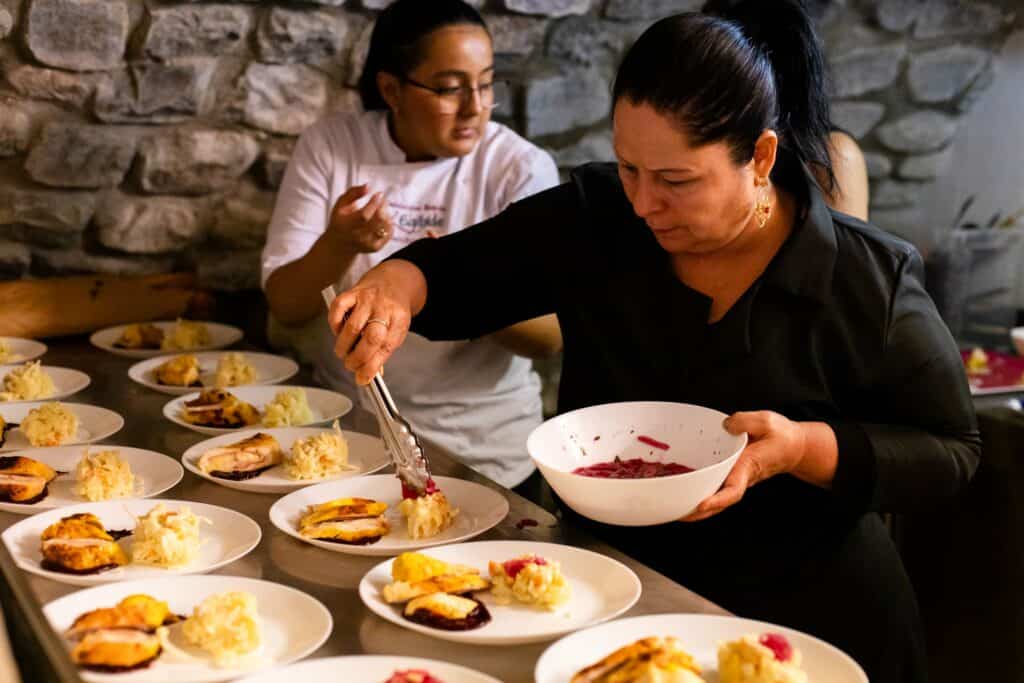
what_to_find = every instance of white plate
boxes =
[182,427,390,494]
[535,613,868,683]
[271,475,509,557]
[0,337,47,363]
[43,575,332,683]
[0,365,90,403]
[2,498,262,586]
[0,402,124,452]
[163,385,354,436]
[237,655,501,683]
[0,446,184,515]
[359,540,641,645]
[90,321,244,359]
[128,352,300,396]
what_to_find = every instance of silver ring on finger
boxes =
[375,228,388,238]
[365,318,389,330]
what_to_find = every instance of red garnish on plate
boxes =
[759,633,793,662]
[515,518,539,530]
[572,457,693,479]
[502,555,547,578]
[387,669,445,683]
[400,477,439,500]
[637,435,670,450]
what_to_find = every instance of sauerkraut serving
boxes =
[22,402,79,447]
[262,388,314,427]
[1,361,56,401]
[161,320,211,351]
[214,353,256,388]
[284,421,352,480]
[181,591,261,667]
[398,491,458,539]
[130,503,206,568]
[74,449,138,501]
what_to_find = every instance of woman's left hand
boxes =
[681,411,807,522]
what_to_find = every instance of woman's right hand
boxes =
[327,263,421,385]
[328,184,393,253]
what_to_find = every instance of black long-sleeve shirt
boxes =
[394,162,980,681]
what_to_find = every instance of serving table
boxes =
[0,338,727,683]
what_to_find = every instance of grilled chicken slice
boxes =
[0,415,11,447]
[299,516,390,545]
[391,552,480,584]
[155,355,201,387]
[383,573,491,604]
[40,513,127,574]
[68,595,176,640]
[197,432,283,480]
[571,637,704,683]
[299,497,387,527]
[403,593,490,631]
[181,389,260,428]
[0,455,58,503]
[70,629,162,672]
[114,323,164,350]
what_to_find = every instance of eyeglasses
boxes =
[402,77,510,114]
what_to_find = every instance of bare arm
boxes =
[821,130,869,221]
[490,314,563,358]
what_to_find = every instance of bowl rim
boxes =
[527,400,748,484]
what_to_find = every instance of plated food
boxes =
[90,320,244,359]
[0,336,47,364]
[0,362,90,403]
[534,614,868,683]
[129,352,300,396]
[271,475,508,556]
[0,402,123,453]
[3,499,261,586]
[0,446,181,515]
[234,655,502,683]
[44,576,332,683]
[163,385,353,436]
[182,427,389,494]
[360,540,641,645]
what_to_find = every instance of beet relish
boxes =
[502,555,547,579]
[759,633,794,662]
[400,477,439,500]
[572,457,693,479]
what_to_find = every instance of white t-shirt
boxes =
[261,110,560,487]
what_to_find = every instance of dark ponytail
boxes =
[613,0,834,194]
[358,0,490,112]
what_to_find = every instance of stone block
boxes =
[95,192,208,254]
[345,19,373,88]
[243,63,329,136]
[503,0,591,18]
[604,0,702,20]
[0,241,31,280]
[523,66,610,137]
[0,188,97,241]
[870,179,927,209]
[869,206,927,244]
[830,44,906,98]
[955,59,997,114]
[908,45,989,104]
[257,7,347,65]
[139,4,252,60]
[25,122,137,188]
[4,64,99,107]
[24,0,128,72]
[259,137,296,189]
[862,152,892,180]
[874,0,927,32]
[210,185,275,249]
[551,129,614,169]
[137,128,260,196]
[831,101,885,139]
[484,13,548,56]
[0,104,32,157]
[876,110,957,153]
[899,149,954,180]
[94,59,217,124]
[546,15,630,69]
[0,9,13,39]
[32,247,174,277]
[913,0,1007,39]
[197,248,262,291]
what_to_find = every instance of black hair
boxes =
[358,0,490,112]
[612,0,834,194]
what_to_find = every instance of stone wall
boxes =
[0,0,1019,288]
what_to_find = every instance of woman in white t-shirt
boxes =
[261,0,561,488]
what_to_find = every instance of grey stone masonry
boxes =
[25,122,137,189]
[0,0,1016,281]
[23,0,129,72]
[136,128,261,196]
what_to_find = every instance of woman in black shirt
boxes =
[327,2,979,680]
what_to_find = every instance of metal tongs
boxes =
[321,285,434,496]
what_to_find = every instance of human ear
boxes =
[752,130,779,181]
[377,72,402,113]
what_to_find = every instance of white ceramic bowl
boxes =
[526,401,747,526]
[1011,327,1024,356]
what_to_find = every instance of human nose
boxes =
[458,86,483,116]
[631,175,662,218]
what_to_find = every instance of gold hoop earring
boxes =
[754,177,772,229]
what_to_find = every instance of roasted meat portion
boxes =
[66,595,175,672]
[197,432,282,480]
[181,389,260,429]
[155,355,201,387]
[0,455,58,504]
[298,496,390,545]
[572,637,704,683]
[114,323,164,350]
[40,512,127,574]
[403,592,490,631]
